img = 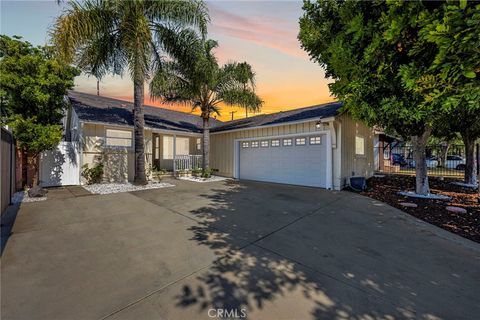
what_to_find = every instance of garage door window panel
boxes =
[271,139,280,147]
[283,138,292,146]
[310,136,322,145]
[251,141,259,148]
[260,140,269,147]
[295,138,306,146]
[242,142,249,148]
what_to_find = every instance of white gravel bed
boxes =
[177,175,229,183]
[83,182,174,195]
[12,191,47,203]
[398,191,451,200]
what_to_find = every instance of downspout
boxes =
[321,118,338,190]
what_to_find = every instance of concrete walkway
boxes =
[1,179,479,320]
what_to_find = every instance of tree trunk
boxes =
[22,147,28,188]
[202,117,210,170]
[133,77,147,185]
[439,142,450,168]
[31,154,39,186]
[411,128,432,195]
[462,134,477,185]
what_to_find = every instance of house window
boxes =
[295,138,306,145]
[163,136,174,159]
[196,138,202,151]
[271,139,280,147]
[355,135,365,156]
[310,136,322,145]
[260,140,269,147]
[105,129,132,147]
[176,137,189,156]
[283,138,292,146]
[242,142,249,148]
[251,141,259,148]
[154,136,160,160]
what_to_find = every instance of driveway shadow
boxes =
[167,182,439,320]
[1,203,20,255]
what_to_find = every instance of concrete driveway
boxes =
[2,179,479,320]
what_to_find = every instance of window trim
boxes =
[355,134,366,156]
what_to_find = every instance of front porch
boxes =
[151,132,203,172]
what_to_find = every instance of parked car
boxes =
[391,153,407,166]
[406,156,439,169]
[444,155,465,170]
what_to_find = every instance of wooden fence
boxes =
[1,128,16,215]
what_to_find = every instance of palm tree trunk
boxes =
[133,77,147,185]
[202,117,210,170]
[412,128,432,195]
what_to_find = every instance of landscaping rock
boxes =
[28,186,48,198]
[398,191,451,201]
[399,202,418,208]
[446,206,467,214]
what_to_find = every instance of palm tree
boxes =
[52,0,209,184]
[149,38,262,171]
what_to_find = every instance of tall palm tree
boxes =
[52,0,209,184]
[149,37,262,171]
[236,62,256,118]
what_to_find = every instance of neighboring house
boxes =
[58,91,374,190]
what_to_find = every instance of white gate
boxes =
[40,142,80,187]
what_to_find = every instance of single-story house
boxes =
[53,91,373,190]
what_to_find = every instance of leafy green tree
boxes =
[0,35,78,186]
[150,37,262,171]
[416,2,480,185]
[0,35,79,124]
[52,0,209,184]
[8,116,63,185]
[299,0,475,195]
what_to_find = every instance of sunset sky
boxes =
[1,0,334,120]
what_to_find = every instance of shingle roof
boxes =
[211,101,343,132]
[68,91,343,134]
[68,91,222,133]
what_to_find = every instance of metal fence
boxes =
[375,143,479,177]
[1,128,16,215]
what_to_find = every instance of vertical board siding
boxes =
[338,114,374,188]
[210,120,326,177]
[210,115,374,189]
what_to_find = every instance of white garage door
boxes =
[239,135,328,188]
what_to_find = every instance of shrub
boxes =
[82,163,104,184]
[192,168,202,177]
[201,168,214,178]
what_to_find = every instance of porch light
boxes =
[315,120,322,129]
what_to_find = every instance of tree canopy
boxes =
[0,35,79,124]
[299,0,479,194]
[0,35,79,186]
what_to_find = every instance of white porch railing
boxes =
[174,155,203,171]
